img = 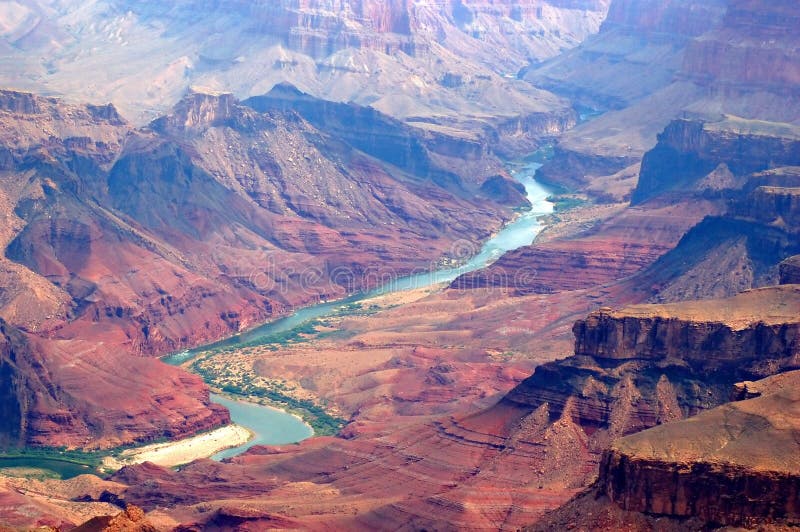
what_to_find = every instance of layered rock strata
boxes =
[505,285,800,439]
[597,370,800,527]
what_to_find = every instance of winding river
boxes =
[164,160,553,459]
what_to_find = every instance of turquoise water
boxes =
[0,456,93,479]
[163,161,551,365]
[164,161,552,457]
[210,394,313,460]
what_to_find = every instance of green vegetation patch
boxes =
[546,194,587,213]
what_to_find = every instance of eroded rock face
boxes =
[781,255,800,284]
[682,0,800,90]
[0,318,230,449]
[450,201,715,294]
[0,0,602,156]
[635,173,800,303]
[633,118,800,204]
[529,0,800,195]
[454,117,800,297]
[505,285,800,436]
[597,370,800,527]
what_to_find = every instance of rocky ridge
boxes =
[599,369,800,527]
[0,87,519,448]
[0,0,605,156]
[530,0,800,193]
[534,370,800,530]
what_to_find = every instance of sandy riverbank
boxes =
[102,424,253,470]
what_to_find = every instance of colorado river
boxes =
[210,394,313,459]
[164,160,553,457]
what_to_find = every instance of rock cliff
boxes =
[781,255,800,285]
[80,285,799,529]
[529,0,800,193]
[0,0,601,155]
[0,318,230,449]
[596,369,800,528]
[633,117,800,204]
[505,286,800,438]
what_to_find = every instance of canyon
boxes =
[0,85,530,449]
[0,0,607,156]
[0,0,799,530]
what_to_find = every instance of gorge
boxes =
[0,0,799,531]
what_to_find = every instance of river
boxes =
[164,160,553,458]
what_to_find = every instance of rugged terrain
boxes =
[0,87,523,448]
[1,0,800,530]
[28,284,792,531]
[531,369,800,530]
[0,0,609,156]
[530,0,800,192]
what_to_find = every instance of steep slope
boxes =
[533,370,800,530]
[0,88,518,448]
[0,318,229,449]
[530,0,800,192]
[504,285,800,450]
[454,116,800,297]
[600,369,800,527]
[63,285,797,529]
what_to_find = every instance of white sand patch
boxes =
[102,424,252,470]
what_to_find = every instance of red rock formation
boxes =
[633,118,800,204]
[0,318,230,449]
[597,370,800,528]
[452,200,717,293]
[83,286,799,529]
[506,286,800,434]
[72,505,157,532]
[0,88,518,447]
[0,0,600,157]
[458,119,800,298]
[682,0,800,90]
[632,172,800,303]
[530,0,800,193]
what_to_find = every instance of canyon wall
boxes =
[0,0,603,158]
[633,118,800,204]
[597,370,800,527]
[781,255,800,285]
[456,118,800,298]
[530,0,800,194]
[504,285,800,437]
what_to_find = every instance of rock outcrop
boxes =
[781,255,800,285]
[0,0,602,155]
[597,370,800,528]
[633,118,800,204]
[451,200,716,294]
[505,285,800,441]
[456,118,800,298]
[634,172,800,303]
[0,318,230,449]
[529,0,800,193]
[72,505,157,532]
